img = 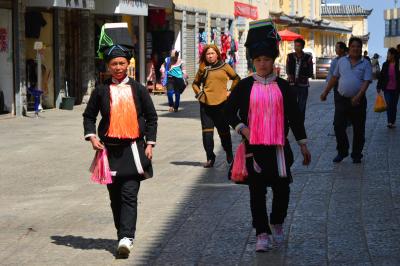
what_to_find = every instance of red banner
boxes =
[234,1,258,20]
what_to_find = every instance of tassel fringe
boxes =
[106,84,140,139]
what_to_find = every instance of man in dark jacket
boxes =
[286,38,313,123]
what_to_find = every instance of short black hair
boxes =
[397,44,400,50]
[294,38,305,48]
[336,41,346,50]
[348,37,363,47]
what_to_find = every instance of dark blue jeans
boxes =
[167,89,180,110]
[384,90,400,124]
[167,77,183,110]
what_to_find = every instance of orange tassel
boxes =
[106,84,140,139]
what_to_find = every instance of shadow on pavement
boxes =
[170,161,204,167]
[50,235,115,256]
[157,100,201,120]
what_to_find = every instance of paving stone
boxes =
[1,81,399,265]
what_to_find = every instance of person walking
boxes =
[161,50,187,112]
[192,44,240,168]
[286,38,313,123]
[371,53,381,80]
[327,42,347,99]
[321,37,372,164]
[226,20,311,252]
[326,41,347,136]
[377,48,400,128]
[83,24,158,258]
[363,50,371,62]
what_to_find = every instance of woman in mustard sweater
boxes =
[192,44,240,168]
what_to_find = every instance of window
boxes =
[385,20,391,37]
[391,19,397,36]
[397,18,400,36]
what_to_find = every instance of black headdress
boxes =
[245,19,281,59]
[97,23,134,62]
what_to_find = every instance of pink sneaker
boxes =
[255,233,273,252]
[271,224,284,247]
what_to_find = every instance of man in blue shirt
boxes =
[326,42,347,136]
[321,37,372,164]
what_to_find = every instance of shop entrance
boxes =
[65,10,83,104]
[24,9,55,109]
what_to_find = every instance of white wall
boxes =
[0,8,14,114]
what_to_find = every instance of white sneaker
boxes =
[271,224,284,247]
[117,237,134,258]
[255,233,273,252]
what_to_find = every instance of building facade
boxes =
[2,0,358,117]
[384,7,400,48]
[321,4,372,52]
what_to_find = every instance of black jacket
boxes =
[226,76,307,182]
[83,78,158,144]
[376,61,400,92]
[226,76,307,142]
[286,52,313,86]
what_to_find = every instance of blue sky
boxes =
[331,0,396,60]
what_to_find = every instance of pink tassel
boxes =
[90,149,113,185]
[231,142,248,182]
[248,82,285,146]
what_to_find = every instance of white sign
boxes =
[26,0,95,9]
[95,0,148,16]
[33,41,43,50]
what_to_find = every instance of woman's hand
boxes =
[145,144,153,160]
[90,136,104,151]
[300,144,311,166]
[241,127,250,141]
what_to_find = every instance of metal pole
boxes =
[139,16,145,85]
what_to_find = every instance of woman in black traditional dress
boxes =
[83,24,157,258]
[226,20,311,252]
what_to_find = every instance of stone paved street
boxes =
[0,80,400,265]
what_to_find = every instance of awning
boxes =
[93,0,172,16]
[351,33,370,43]
[94,0,148,16]
[148,0,173,9]
[269,11,295,25]
[314,19,352,34]
[26,0,95,9]
[278,29,303,41]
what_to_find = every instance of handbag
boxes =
[229,142,248,183]
[374,93,387,113]
[89,148,113,185]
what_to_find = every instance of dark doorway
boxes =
[65,10,83,104]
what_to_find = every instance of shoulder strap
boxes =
[165,57,171,71]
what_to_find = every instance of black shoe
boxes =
[203,158,215,168]
[333,154,348,163]
[352,158,362,164]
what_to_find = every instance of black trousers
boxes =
[107,176,141,240]
[200,102,232,160]
[248,175,290,235]
[334,94,367,159]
